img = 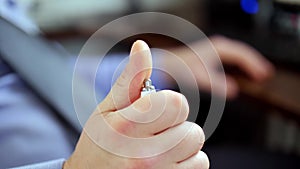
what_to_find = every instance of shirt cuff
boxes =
[10,159,65,169]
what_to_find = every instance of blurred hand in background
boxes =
[165,35,274,98]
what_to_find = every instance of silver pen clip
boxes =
[141,79,156,97]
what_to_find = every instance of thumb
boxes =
[99,40,152,112]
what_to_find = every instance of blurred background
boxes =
[1,0,300,168]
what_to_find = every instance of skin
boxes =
[64,37,274,169]
[64,40,209,169]
[169,35,274,98]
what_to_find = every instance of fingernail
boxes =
[130,40,150,57]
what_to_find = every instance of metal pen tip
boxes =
[143,79,152,88]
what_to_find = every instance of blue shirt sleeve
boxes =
[0,59,73,168]
[10,159,65,169]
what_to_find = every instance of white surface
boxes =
[29,0,130,30]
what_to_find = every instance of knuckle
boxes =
[180,95,189,121]
[189,124,205,149]
[106,112,135,136]
[197,151,210,169]
[170,92,184,108]
[188,151,209,169]
[163,90,189,114]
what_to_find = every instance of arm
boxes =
[10,159,65,169]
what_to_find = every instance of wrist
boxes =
[63,153,85,169]
[63,156,77,169]
[63,132,97,169]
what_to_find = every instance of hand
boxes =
[165,35,274,98]
[64,40,209,169]
[210,35,274,96]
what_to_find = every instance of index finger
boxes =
[106,90,189,138]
